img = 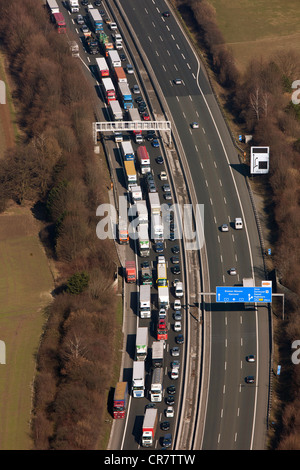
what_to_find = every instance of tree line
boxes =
[173,0,300,450]
[0,0,118,449]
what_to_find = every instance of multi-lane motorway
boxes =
[60,0,271,451]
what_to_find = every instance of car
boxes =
[165,406,174,418]
[160,421,170,431]
[245,376,255,384]
[162,11,170,17]
[141,261,150,269]
[170,223,175,232]
[162,184,171,193]
[162,433,172,448]
[167,385,176,395]
[138,105,147,114]
[169,232,176,240]
[133,84,140,94]
[94,0,101,5]
[154,242,164,253]
[171,369,179,379]
[77,14,84,24]
[156,156,164,164]
[191,122,199,129]
[110,22,118,30]
[81,25,91,36]
[171,346,180,357]
[148,183,156,193]
[138,100,146,107]
[120,53,126,61]
[246,355,256,362]
[82,0,88,4]
[171,256,179,264]
[172,266,181,275]
[229,267,237,276]
[165,213,173,223]
[164,192,172,200]
[176,334,184,344]
[159,308,166,319]
[173,279,180,287]
[136,96,144,103]
[126,63,134,73]
[142,113,150,121]
[172,245,180,254]
[145,403,156,410]
[174,299,181,310]
[221,224,229,232]
[171,360,180,369]
[147,131,157,141]
[174,78,183,85]
[173,312,182,321]
[174,321,181,332]
[166,395,175,406]
[152,140,160,148]
[159,171,167,180]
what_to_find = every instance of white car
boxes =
[174,78,182,85]
[165,406,174,418]
[191,122,199,129]
[174,321,181,332]
[174,299,181,310]
[160,171,167,180]
[171,369,179,379]
[109,22,117,30]
[229,267,237,276]
[221,224,229,232]
[171,347,180,357]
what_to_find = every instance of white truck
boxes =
[130,185,142,203]
[136,200,148,225]
[158,285,169,310]
[132,361,145,398]
[142,408,158,447]
[139,284,151,319]
[148,192,161,216]
[136,327,148,361]
[152,341,164,368]
[151,213,164,242]
[137,223,150,257]
[107,49,121,68]
[109,100,123,121]
[68,0,79,12]
[150,367,163,402]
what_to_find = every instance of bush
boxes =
[66,272,89,295]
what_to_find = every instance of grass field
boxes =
[0,206,54,450]
[209,0,300,71]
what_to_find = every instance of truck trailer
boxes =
[150,367,163,402]
[139,284,151,319]
[135,327,148,361]
[152,341,164,368]
[132,361,145,398]
[137,223,150,257]
[142,408,158,447]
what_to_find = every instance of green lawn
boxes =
[0,209,54,450]
[209,0,300,70]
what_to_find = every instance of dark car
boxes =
[154,242,164,253]
[94,0,101,5]
[82,0,88,5]
[172,266,181,275]
[172,245,180,254]
[166,395,175,406]
[120,53,126,61]
[171,256,179,264]
[160,421,170,431]
[156,155,164,164]
[245,376,255,384]
[163,11,170,17]
[176,334,184,344]
[162,433,172,448]
[167,385,176,395]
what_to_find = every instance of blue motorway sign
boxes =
[216,286,272,303]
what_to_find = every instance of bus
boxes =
[101,77,116,103]
[96,57,109,78]
[52,12,66,33]
[88,8,103,33]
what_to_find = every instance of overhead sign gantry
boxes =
[92,120,172,144]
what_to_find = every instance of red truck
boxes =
[125,260,136,283]
[113,382,128,419]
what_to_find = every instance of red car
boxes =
[142,113,150,121]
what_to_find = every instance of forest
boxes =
[0,0,118,449]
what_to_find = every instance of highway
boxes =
[59,0,271,450]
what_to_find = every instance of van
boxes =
[234,217,243,229]
[175,281,183,298]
